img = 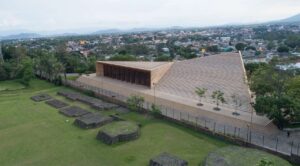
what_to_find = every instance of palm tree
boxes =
[211,90,226,111]
[195,87,207,106]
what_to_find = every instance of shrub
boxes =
[150,104,162,117]
[126,95,144,112]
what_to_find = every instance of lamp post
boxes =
[249,101,255,143]
[100,74,104,94]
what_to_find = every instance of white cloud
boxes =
[0,0,300,32]
[0,15,24,29]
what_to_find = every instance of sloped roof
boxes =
[156,52,252,112]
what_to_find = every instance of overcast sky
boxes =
[1,0,300,33]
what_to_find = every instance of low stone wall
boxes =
[96,129,140,145]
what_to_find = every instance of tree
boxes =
[109,54,137,61]
[267,41,275,50]
[235,43,246,51]
[286,76,300,99]
[19,57,34,86]
[245,46,256,51]
[254,94,299,129]
[0,62,8,81]
[231,94,242,113]
[250,65,290,97]
[277,45,289,53]
[211,90,226,111]
[176,46,196,59]
[155,55,171,61]
[126,95,145,112]
[33,51,64,83]
[250,62,300,128]
[285,35,300,49]
[195,87,207,106]
[206,45,219,52]
[55,44,68,80]
[254,96,277,115]
[245,63,267,77]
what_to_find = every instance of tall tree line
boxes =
[0,43,99,85]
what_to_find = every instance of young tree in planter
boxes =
[195,87,207,106]
[126,95,145,112]
[231,94,242,116]
[211,90,226,111]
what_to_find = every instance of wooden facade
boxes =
[103,64,151,87]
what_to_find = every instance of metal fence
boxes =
[64,80,300,159]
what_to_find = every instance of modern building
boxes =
[96,61,173,87]
[78,52,272,130]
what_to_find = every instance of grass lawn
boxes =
[101,121,139,137]
[0,79,292,166]
[0,80,25,91]
[205,146,292,166]
[66,75,79,81]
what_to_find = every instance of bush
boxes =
[277,45,289,53]
[83,89,95,97]
[126,95,144,112]
[150,104,162,117]
[235,43,246,51]
[0,64,8,81]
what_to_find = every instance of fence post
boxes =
[166,108,168,117]
[238,128,240,137]
[188,113,190,122]
[180,112,182,120]
[246,127,249,142]
[297,143,300,155]
[291,141,294,155]
[249,131,252,143]
[234,127,237,137]
[223,125,226,135]
[172,109,175,119]
[262,135,264,146]
[214,122,216,132]
[204,119,207,128]
[275,137,278,151]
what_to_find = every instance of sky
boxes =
[0,0,300,34]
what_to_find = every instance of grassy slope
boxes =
[0,79,292,166]
[0,79,228,166]
[0,80,25,91]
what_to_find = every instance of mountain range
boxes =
[267,13,300,24]
[1,13,300,40]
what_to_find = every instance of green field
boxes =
[0,80,25,91]
[205,146,292,166]
[101,121,139,137]
[0,79,292,166]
